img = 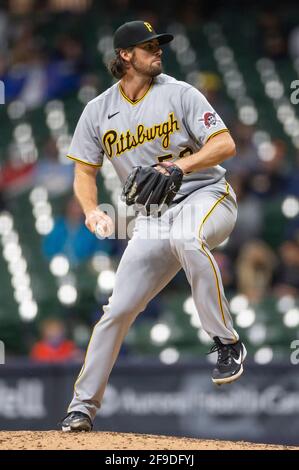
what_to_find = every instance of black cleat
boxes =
[208,336,247,385]
[61,411,93,432]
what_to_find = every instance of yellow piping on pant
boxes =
[198,182,232,332]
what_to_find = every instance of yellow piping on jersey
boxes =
[198,182,237,341]
[206,128,229,143]
[67,154,102,168]
[118,81,153,105]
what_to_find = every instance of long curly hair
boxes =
[108,48,133,79]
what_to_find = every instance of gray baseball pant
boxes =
[68,178,238,420]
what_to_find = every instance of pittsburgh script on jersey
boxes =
[102,112,179,158]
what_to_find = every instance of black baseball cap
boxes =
[113,21,173,50]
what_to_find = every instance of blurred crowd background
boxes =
[0,0,299,366]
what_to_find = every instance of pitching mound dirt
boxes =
[0,431,296,450]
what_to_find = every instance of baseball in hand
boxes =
[95,219,114,238]
[86,209,114,238]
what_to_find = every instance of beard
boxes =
[130,53,163,77]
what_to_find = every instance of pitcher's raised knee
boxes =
[170,231,204,256]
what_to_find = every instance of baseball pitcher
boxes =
[61,21,247,432]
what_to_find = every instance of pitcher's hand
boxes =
[85,209,114,238]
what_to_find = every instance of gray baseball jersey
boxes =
[67,73,228,198]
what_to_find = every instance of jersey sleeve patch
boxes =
[199,111,222,129]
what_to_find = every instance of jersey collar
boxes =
[118,79,153,105]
